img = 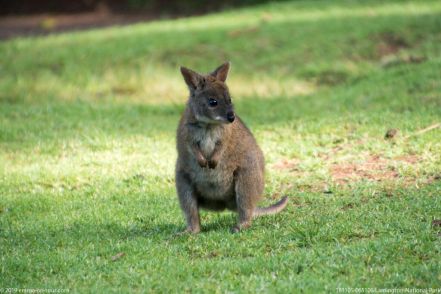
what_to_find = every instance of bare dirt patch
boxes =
[272,150,425,188]
[272,158,301,171]
[375,32,409,58]
[372,32,427,68]
[330,154,399,185]
[0,11,152,39]
[394,154,420,164]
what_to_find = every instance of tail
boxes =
[253,196,288,217]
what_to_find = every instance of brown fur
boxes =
[175,62,288,233]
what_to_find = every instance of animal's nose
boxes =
[227,111,235,123]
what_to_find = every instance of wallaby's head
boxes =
[180,62,235,124]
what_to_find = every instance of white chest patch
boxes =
[195,127,223,157]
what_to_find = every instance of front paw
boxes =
[197,158,208,168]
[207,159,218,169]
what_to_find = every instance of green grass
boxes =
[1,0,441,292]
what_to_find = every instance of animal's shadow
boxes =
[134,213,237,239]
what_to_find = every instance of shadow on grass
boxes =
[127,213,237,238]
[3,6,440,80]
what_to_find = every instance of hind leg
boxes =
[176,171,200,233]
[231,167,264,233]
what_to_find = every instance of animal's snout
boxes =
[227,111,235,123]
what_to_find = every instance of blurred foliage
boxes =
[126,0,292,14]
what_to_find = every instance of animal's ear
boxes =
[210,62,230,82]
[180,66,204,90]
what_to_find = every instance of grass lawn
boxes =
[1,0,440,292]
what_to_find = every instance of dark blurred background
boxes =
[0,0,289,39]
[1,0,288,15]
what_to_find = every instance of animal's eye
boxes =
[208,98,218,107]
